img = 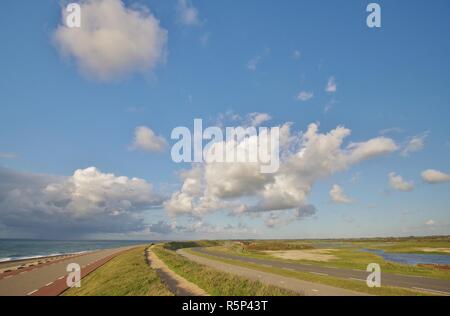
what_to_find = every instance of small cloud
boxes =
[421,169,450,184]
[292,50,301,60]
[325,76,337,93]
[401,131,428,157]
[246,112,271,127]
[388,172,414,192]
[247,56,262,71]
[425,219,435,226]
[176,0,201,26]
[324,98,338,113]
[379,127,404,135]
[296,91,314,102]
[246,48,270,71]
[330,184,352,204]
[130,126,167,153]
[0,152,16,159]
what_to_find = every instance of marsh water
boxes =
[364,249,450,266]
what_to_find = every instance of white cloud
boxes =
[425,219,435,226]
[215,111,271,128]
[296,91,314,102]
[330,184,352,204]
[401,132,428,157]
[176,0,200,26]
[246,112,272,127]
[247,56,262,71]
[0,167,164,238]
[325,76,337,93]
[165,120,397,217]
[246,48,270,71]
[0,152,16,159]
[130,126,167,153]
[379,127,404,135]
[292,50,301,60]
[421,169,450,184]
[388,172,414,192]
[53,0,168,81]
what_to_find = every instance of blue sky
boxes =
[0,0,449,240]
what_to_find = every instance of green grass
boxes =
[163,240,222,251]
[152,244,299,296]
[63,246,172,296]
[208,242,450,280]
[186,249,430,296]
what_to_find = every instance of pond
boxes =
[363,249,450,266]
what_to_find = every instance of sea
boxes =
[0,239,154,263]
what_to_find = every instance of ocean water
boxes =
[0,239,152,262]
[364,249,450,266]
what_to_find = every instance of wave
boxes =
[0,251,91,264]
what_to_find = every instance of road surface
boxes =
[178,249,368,296]
[0,246,135,296]
[188,247,450,295]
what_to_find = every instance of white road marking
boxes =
[349,277,366,282]
[27,290,38,296]
[412,287,450,295]
[312,289,319,292]
[58,276,64,280]
[46,282,53,287]
[310,272,328,276]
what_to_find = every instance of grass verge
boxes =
[153,245,299,296]
[63,246,172,296]
[186,249,431,296]
[208,245,450,281]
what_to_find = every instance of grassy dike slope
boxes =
[152,244,299,296]
[64,246,172,296]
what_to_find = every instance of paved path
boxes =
[190,247,450,296]
[147,247,208,296]
[178,249,368,296]
[0,246,136,296]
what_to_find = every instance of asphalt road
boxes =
[178,249,368,296]
[0,247,133,296]
[190,247,450,295]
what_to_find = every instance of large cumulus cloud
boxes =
[53,0,168,81]
[164,122,397,224]
[0,167,164,237]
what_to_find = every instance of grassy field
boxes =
[185,248,429,296]
[208,237,450,280]
[63,245,172,296]
[152,244,299,296]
